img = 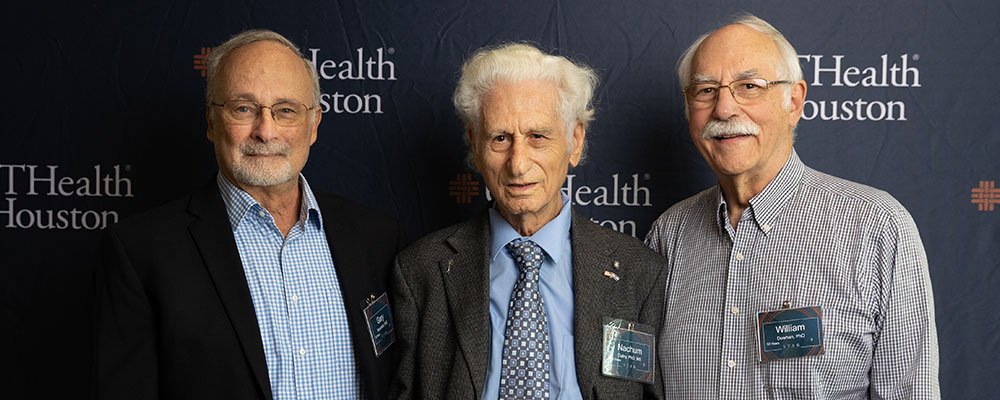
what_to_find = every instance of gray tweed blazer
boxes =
[389,210,666,400]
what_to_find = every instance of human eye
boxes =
[488,133,512,150]
[274,102,301,116]
[739,80,765,90]
[734,79,767,98]
[229,101,258,117]
[690,84,718,100]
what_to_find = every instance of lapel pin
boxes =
[362,293,376,307]
[603,270,620,281]
[445,259,453,273]
[612,260,621,270]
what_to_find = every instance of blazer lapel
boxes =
[570,212,619,399]
[187,182,272,399]
[440,214,492,396]
[317,194,384,399]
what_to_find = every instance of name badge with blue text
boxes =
[756,305,824,362]
[363,292,395,357]
[601,318,655,384]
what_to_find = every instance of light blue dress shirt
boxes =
[217,174,361,400]
[483,194,582,400]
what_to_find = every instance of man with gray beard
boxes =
[94,29,399,400]
[644,14,939,399]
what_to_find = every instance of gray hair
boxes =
[205,29,321,107]
[676,13,802,114]
[453,42,599,163]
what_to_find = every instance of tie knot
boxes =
[506,238,544,273]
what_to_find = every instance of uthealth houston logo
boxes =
[798,53,921,122]
[195,45,398,115]
[0,164,134,230]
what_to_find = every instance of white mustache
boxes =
[240,141,290,157]
[701,119,761,140]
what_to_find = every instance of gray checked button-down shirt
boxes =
[645,150,939,399]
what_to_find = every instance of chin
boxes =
[231,162,296,187]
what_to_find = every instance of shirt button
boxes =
[727,359,736,368]
[257,210,267,218]
[762,223,772,232]
[735,252,745,261]
[298,348,306,356]
[291,294,299,303]
[730,306,740,315]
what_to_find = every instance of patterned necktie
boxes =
[499,238,551,400]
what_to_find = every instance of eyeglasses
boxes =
[683,78,792,109]
[209,100,317,127]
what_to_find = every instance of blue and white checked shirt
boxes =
[218,173,361,400]
[483,194,583,400]
[645,150,939,399]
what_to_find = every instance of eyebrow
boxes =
[691,73,718,84]
[484,127,554,137]
[691,70,763,84]
[732,69,762,80]
[225,93,305,104]
[227,93,257,102]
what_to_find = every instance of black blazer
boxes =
[93,180,399,399]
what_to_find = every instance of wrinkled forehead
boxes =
[691,24,781,82]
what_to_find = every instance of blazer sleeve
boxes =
[640,253,667,400]
[92,227,158,399]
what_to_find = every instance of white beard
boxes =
[229,140,297,187]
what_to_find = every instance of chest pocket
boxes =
[762,357,824,400]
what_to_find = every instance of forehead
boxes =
[216,41,312,99]
[691,24,781,80]
[481,80,562,129]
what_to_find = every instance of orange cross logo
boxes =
[449,173,480,204]
[971,180,1000,212]
[193,47,212,78]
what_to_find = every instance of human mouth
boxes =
[506,182,537,192]
[240,141,290,157]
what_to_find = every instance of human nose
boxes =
[712,83,741,120]
[251,106,280,141]
[507,136,531,176]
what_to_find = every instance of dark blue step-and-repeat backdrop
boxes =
[2,1,997,397]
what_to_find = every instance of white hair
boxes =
[453,42,599,163]
[676,13,802,115]
[205,29,321,107]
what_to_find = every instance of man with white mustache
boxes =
[645,14,939,399]
[94,29,400,399]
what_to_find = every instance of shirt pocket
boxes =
[762,357,824,400]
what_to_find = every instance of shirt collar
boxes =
[216,173,323,231]
[715,149,805,234]
[488,193,572,264]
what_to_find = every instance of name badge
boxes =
[601,318,655,384]
[755,305,824,362]
[363,292,396,357]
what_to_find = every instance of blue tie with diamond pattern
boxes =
[499,238,551,400]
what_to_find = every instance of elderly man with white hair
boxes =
[390,43,666,399]
[645,13,939,399]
